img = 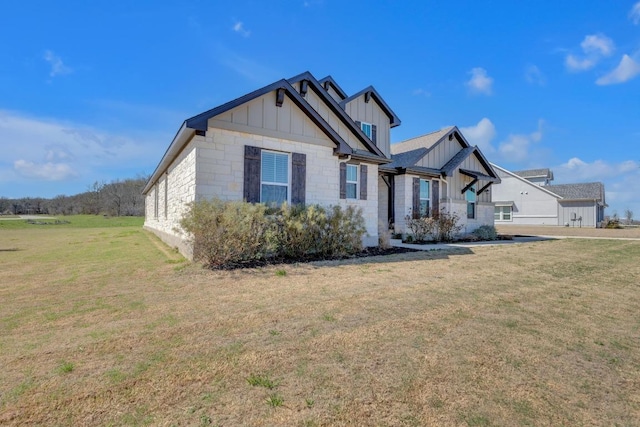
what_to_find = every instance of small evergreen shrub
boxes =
[471,225,498,241]
[179,199,274,267]
[180,200,367,268]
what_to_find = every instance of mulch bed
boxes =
[208,246,419,270]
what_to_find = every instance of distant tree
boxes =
[624,208,634,225]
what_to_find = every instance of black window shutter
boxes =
[432,180,440,215]
[371,125,377,143]
[244,145,261,203]
[359,164,367,200]
[355,120,361,130]
[291,152,306,205]
[412,177,420,219]
[339,162,347,199]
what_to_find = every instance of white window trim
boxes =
[346,164,358,200]
[360,122,372,139]
[495,205,512,221]
[419,178,430,216]
[260,150,291,205]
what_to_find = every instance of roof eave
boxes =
[143,122,194,195]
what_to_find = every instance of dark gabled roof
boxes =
[513,168,554,180]
[185,77,350,154]
[404,166,442,178]
[339,86,401,128]
[318,76,348,100]
[288,72,387,158]
[460,168,500,182]
[384,127,500,182]
[145,72,394,194]
[547,182,605,202]
[351,149,392,165]
[385,147,429,169]
[440,145,499,182]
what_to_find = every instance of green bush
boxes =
[179,199,274,267]
[180,200,367,268]
[471,225,498,241]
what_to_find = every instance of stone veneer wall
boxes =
[144,127,380,259]
[392,174,495,238]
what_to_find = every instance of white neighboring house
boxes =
[142,72,501,260]
[490,164,607,227]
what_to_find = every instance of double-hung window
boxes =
[466,184,476,219]
[261,151,289,206]
[360,122,372,139]
[346,164,358,199]
[494,205,512,221]
[419,179,430,216]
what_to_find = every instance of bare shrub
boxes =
[378,220,392,249]
[405,214,437,243]
[433,209,463,242]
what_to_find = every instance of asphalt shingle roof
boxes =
[390,127,454,154]
[547,182,605,201]
[385,147,428,169]
[513,168,553,179]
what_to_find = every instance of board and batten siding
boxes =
[210,92,335,149]
[558,201,597,227]
[298,86,372,154]
[491,169,560,225]
[342,96,391,157]
[415,136,463,170]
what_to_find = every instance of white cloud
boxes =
[596,54,640,85]
[553,157,640,217]
[43,50,72,77]
[498,120,545,163]
[565,54,596,72]
[565,34,614,72]
[412,88,431,97]
[0,110,168,189]
[460,118,496,153]
[581,34,614,56]
[232,21,251,37]
[524,64,545,85]
[13,160,77,181]
[556,157,639,181]
[630,2,640,24]
[465,67,493,95]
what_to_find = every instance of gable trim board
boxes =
[287,72,389,159]
[339,86,401,128]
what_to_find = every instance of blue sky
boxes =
[1,1,639,217]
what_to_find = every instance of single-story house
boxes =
[143,72,500,259]
[382,127,500,234]
[490,164,607,227]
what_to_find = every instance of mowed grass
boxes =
[1,219,639,426]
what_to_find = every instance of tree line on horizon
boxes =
[0,176,148,217]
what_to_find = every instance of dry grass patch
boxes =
[1,225,639,426]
